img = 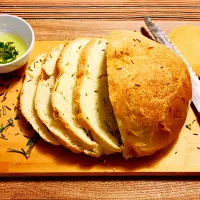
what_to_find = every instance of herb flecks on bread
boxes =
[51,39,104,157]
[20,54,60,145]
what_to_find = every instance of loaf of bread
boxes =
[20,54,59,145]
[51,39,104,157]
[73,38,122,154]
[106,30,192,158]
[20,29,192,159]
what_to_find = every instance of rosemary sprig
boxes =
[0,118,14,133]
[7,148,28,159]
[25,134,40,157]
[7,133,40,159]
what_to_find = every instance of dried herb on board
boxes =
[7,148,29,159]
[0,118,14,133]
[7,133,40,159]
[5,106,11,111]
[2,105,6,115]
[1,92,7,102]
[0,133,8,140]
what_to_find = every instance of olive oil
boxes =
[0,31,27,64]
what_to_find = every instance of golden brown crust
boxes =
[106,30,192,158]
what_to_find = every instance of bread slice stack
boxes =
[20,30,192,159]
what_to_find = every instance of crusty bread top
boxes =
[20,54,59,145]
[106,30,192,158]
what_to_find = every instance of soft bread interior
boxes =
[51,39,103,157]
[35,43,85,153]
[20,54,59,145]
[73,38,122,153]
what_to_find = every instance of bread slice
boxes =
[73,38,122,153]
[35,43,86,153]
[51,39,103,157]
[106,30,192,158]
[20,54,59,145]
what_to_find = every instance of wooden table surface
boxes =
[1,0,200,199]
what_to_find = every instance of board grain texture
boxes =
[1,0,200,199]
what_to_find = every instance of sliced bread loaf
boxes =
[51,39,103,157]
[20,54,59,145]
[73,38,122,153]
[35,43,85,153]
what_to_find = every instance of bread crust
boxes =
[106,30,192,158]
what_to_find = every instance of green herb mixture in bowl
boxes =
[0,14,34,73]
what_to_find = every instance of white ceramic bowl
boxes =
[0,14,34,73]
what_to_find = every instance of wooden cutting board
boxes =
[0,39,199,176]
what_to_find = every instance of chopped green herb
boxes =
[0,42,19,64]
[192,119,196,124]
[186,124,191,130]
[17,94,20,100]
[27,66,33,71]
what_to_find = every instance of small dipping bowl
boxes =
[0,14,34,73]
